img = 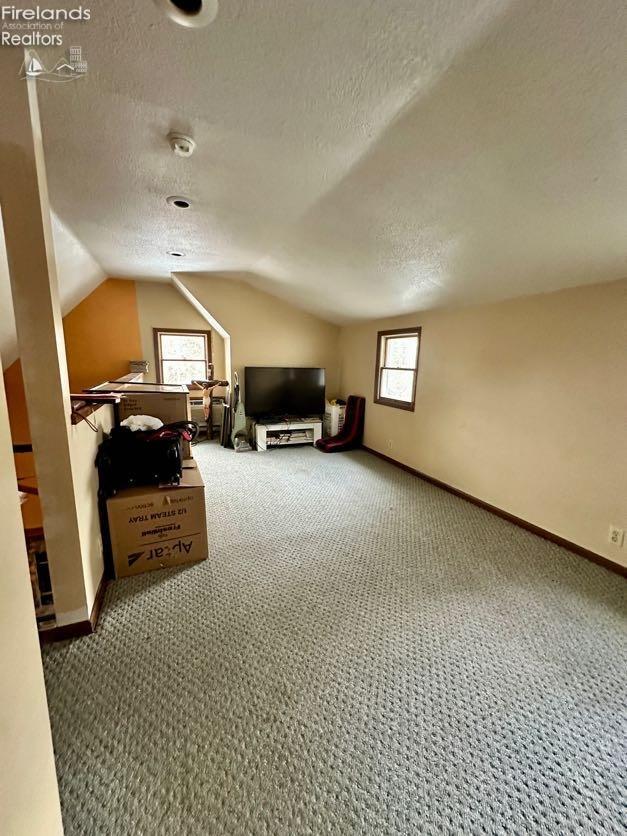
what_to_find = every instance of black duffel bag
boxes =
[96,421,198,497]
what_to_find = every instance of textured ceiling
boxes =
[3,0,627,322]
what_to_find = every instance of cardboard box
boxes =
[118,393,193,458]
[89,382,193,458]
[116,391,191,425]
[106,461,207,578]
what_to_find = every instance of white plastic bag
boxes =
[120,414,164,432]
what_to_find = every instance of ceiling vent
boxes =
[154,0,218,28]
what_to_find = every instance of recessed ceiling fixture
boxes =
[154,0,218,28]
[166,195,192,209]
[167,250,185,257]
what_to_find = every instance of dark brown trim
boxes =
[374,326,422,336]
[25,525,45,539]
[39,619,93,644]
[362,445,626,578]
[17,483,38,496]
[12,443,33,454]
[374,395,416,412]
[373,327,421,412]
[39,574,108,644]
[89,572,108,630]
[153,328,212,384]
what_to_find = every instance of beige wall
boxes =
[135,281,226,387]
[70,405,114,613]
[339,279,627,566]
[178,273,341,397]
[1,75,109,630]
[0,370,63,834]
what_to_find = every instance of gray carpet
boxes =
[43,444,627,835]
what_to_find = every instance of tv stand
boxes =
[255,418,322,451]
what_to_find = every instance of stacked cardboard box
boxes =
[90,381,207,579]
[106,460,207,578]
[89,381,193,457]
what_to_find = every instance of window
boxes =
[374,327,420,411]
[153,328,212,385]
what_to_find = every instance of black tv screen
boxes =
[244,367,325,418]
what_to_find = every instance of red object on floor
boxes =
[315,395,365,452]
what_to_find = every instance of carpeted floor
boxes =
[43,443,627,835]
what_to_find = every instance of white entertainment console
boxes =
[255,418,322,451]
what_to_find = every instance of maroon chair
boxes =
[316,395,365,453]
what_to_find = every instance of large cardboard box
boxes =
[106,461,207,578]
[89,382,193,457]
[116,389,191,424]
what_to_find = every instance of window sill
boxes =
[374,396,415,412]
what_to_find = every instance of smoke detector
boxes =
[168,132,196,158]
[154,0,219,28]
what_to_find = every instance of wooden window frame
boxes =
[153,328,212,385]
[373,326,421,412]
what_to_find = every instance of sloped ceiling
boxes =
[2,0,627,323]
[0,214,105,369]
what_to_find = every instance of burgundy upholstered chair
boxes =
[315,395,365,453]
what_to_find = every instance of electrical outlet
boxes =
[608,525,624,547]
[387,439,393,450]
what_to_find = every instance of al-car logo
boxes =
[128,539,194,567]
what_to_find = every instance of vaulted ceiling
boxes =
[0,214,104,368]
[3,0,627,322]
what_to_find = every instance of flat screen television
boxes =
[244,367,325,418]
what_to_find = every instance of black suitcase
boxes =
[96,422,197,497]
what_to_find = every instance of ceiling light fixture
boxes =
[166,195,192,209]
[154,0,218,28]
[167,250,185,257]
[167,132,196,158]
